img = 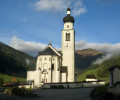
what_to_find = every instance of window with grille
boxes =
[66,33,70,41]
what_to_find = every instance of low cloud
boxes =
[25,58,30,65]
[10,37,120,64]
[10,36,46,57]
[93,53,113,64]
[72,1,87,16]
[76,40,120,64]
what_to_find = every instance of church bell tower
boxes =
[62,6,75,82]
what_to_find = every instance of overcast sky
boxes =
[0,0,120,57]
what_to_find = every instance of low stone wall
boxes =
[83,81,105,87]
[42,83,83,89]
[42,81,105,89]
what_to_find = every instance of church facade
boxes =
[27,7,76,88]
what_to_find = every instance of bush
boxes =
[94,85,108,94]
[3,86,36,97]
[90,85,115,100]
[3,87,13,94]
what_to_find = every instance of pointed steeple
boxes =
[67,2,71,15]
[63,3,74,23]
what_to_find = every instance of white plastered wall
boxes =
[109,67,120,87]
[64,22,73,30]
[27,70,41,87]
[86,79,97,82]
[62,27,75,82]
[61,73,67,82]
[113,67,119,84]
[36,55,61,83]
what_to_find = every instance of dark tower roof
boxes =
[67,7,71,11]
[63,15,74,23]
[63,7,74,23]
[109,65,120,71]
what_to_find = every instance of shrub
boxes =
[90,85,114,100]
[94,85,108,94]
[3,86,37,97]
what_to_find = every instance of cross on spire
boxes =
[49,41,51,45]
[68,2,70,8]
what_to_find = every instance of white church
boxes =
[27,6,76,88]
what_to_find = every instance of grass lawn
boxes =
[77,68,99,81]
[77,68,109,82]
[0,73,26,82]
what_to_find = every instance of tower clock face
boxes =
[65,43,71,49]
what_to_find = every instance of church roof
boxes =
[67,7,71,11]
[38,44,61,57]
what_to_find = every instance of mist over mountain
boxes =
[1,41,120,80]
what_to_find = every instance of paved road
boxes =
[0,88,93,100]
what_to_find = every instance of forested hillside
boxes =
[77,53,120,81]
[0,42,36,77]
[1,41,119,82]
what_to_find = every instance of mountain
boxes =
[1,41,120,82]
[0,42,104,78]
[75,49,103,70]
[94,53,120,78]
[77,53,120,81]
[0,42,36,77]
